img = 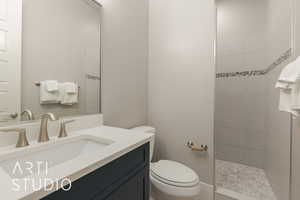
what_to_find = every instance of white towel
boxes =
[64,82,77,94]
[277,57,300,83]
[276,56,300,116]
[40,81,60,104]
[59,82,78,105]
[275,82,291,90]
[291,80,300,111]
[44,80,59,92]
[278,87,299,116]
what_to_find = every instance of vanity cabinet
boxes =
[42,143,149,200]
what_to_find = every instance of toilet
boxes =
[131,126,201,200]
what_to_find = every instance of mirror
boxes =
[0,0,102,125]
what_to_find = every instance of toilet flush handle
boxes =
[187,141,208,152]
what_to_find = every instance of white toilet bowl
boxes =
[131,126,201,200]
[150,160,201,200]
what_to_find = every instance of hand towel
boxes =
[64,82,77,94]
[276,56,300,116]
[45,80,59,92]
[278,86,299,116]
[277,57,300,83]
[59,83,78,105]
[40,81,60,104]
[291,80,300,112]
[275,82,291,90]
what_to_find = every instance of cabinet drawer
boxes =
[42,143,149,200]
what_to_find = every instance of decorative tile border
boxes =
[216,48,292,78]
[216,70,266,78]
[264,48,292,73]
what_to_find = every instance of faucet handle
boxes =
[62,119,75,124]
[0,128,29,148]
[59,120,75,138]
[40,113,57,120]
[21,109,34,120]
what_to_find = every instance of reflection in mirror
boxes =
[215,0,292,199]
[21,109,35,121]
[0,0,101,126]
[0,0,22,125]
[22,0,101,119]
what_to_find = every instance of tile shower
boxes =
[215,0,292,199]
[216,160,276,200]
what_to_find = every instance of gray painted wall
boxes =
[148,0,216,184]
[100,0,149,128]
[22,0,101,118]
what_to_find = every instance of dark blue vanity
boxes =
[42,143,150,200]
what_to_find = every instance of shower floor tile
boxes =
[216,160,277,200]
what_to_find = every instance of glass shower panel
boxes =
[214,0,292,199]
[292,1,300,200]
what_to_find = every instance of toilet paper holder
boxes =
[187,141,208,152]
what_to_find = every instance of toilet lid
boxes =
[150,160,199,187]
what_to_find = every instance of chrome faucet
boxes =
[21,109,35,121]
[38,113,57,143]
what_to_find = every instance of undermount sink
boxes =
[0,135,114,179]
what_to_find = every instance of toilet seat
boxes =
[150,160,201,199]
[150,160,199,187]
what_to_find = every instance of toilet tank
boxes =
[131,126,155,161]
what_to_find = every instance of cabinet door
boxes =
[42,143,149,200]
[94,167,149,200]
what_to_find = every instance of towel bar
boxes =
[34,82,80,88]
[187,141,208,152]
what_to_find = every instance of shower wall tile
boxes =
[216,144,243,164]
[216,126,242,146]
[215,76,267,168]
[239,149,264,168]
[217,34,244,57]
[216,145,265,169]
[244,49,269,69]
[216,54,244,73]
[216,0,292,199]
[215,6,268,166]
[240,131,265,150]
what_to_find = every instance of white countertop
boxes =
[0,126,154,200]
